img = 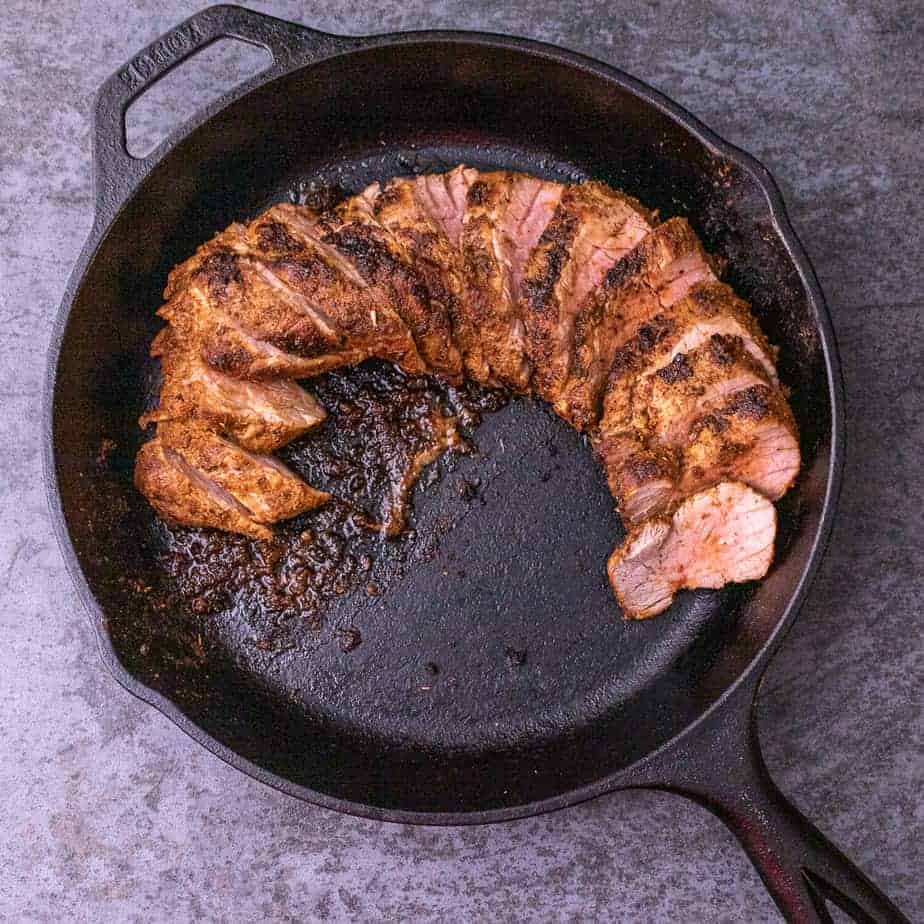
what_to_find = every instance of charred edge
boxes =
[265,327,337,357]
[691,412,730,436]
[655,352,693,383]
[374,183,404,213]
[199,340,252,376]
[324,225,401,284]
[270,253,338,288]
[707,333,742,365]
[301,184,348,213]
[256,221,304,255]
[624,451,674,487]
[604,245,646,291]
[198,252,242,295]
[724,384,772,420]
[522,213,578,312]
[637,316,673,352]
[608,316,673,382]
[466,180,489,207]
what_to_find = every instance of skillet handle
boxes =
[626,674,910,923]
[92,3,358,217]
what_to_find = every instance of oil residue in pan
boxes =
[151,361,508,655]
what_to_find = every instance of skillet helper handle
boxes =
[91,4,355,214]
[632,675,910,923]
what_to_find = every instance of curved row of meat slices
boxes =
[136,166,799,618]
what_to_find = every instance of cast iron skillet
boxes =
[44,6,909,921]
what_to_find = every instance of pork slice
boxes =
[555,218,714,430]
[157,420,328,522]
[372,176,490,382]
[593,282,789,524]
[681,385,801,502]
[160,227,349,371]
[142,333,326,453]
[633,334,771,447]
[497,175,564,305]
[134,437,272,541]
[414,165,478,247]
[236,209,435,377]
[597,281,778,441]
[249,204,427,376]
[259,203,369,287]
[647,281,778,387]
[161,287,367,380]
[603,382,800,525]
[521,181,653,404]
[608,482,776,619]
[326,182,464,381]
[593,431,679,523]
[458,171,532,389]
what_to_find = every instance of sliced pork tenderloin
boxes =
[631,334,772,448]
[141,330,326,453]
[414,165,478,247]
[328,187,463,380]
[554,217,714,430]
[680,384,801,502]
[361,177,485,381]
[520,181,653,405]
[459,170,533,388]
[156,420,328,523]
[134,438,273,541]
[592,280,791,523]
[608,481,776,618]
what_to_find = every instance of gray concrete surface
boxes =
[1,1,921,920]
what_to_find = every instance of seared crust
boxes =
[680,383,800,499]
[135,438,273,542]
[591,280,796,524]
[555,218,715,431]
[598,280,777,438]
[520,182,653,405]
[156,420,329,523]
[459,170,532,388]
[328,189,464,380]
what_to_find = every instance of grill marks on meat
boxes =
[521,182,653,404]
[371,174,488,381]
[640,335,770,447]
[136,167,800,619]
[330,187,463,379]
[608,482,776,619]
[592,280,797,527]
[681,384,800,502]
[249,205,426,375]
[555,218,715,430]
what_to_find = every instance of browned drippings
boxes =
[154,361,507,638]
[380,412,466,537]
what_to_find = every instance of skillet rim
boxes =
[42,26,845,825]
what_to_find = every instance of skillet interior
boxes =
[51,40,832,814]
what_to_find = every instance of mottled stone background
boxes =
[1,2,921,921]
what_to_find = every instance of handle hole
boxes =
[125,38,271,158]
